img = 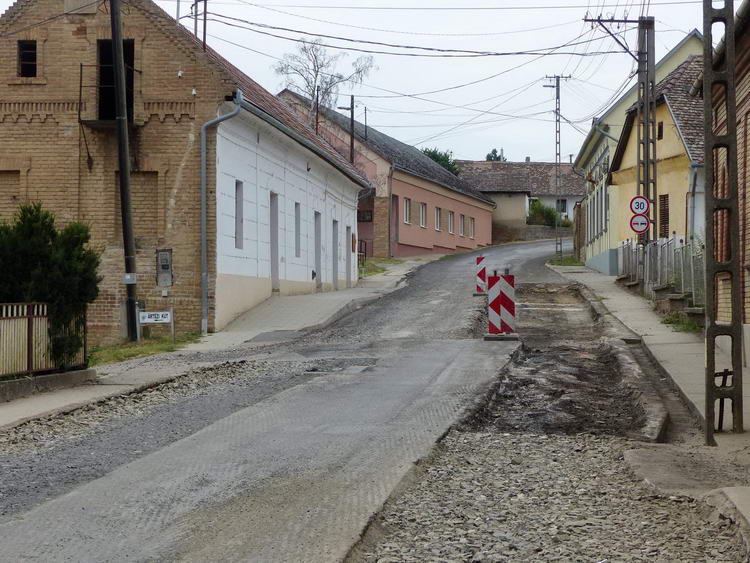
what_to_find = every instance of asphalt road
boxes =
[0,239,563,562]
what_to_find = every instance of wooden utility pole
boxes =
[109,0,138,341]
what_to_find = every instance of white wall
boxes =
[214,110,360,329]
[535,195,581,220]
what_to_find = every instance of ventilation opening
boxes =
[97,39,134,121]
[17,40,37,77]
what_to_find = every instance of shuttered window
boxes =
[658,194,669,239]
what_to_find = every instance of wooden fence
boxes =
[0,303,86,378]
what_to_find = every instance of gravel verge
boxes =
[358,431,744,562]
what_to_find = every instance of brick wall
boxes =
[0,0,235,344]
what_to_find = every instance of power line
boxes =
[245,1,701,10]
[204,13,627,58]
[236,0,583,37]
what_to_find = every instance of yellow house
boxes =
[609,55,704,244]
[573,30,703,273]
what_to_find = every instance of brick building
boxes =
[278,90,494,258]
[0,0,367,344]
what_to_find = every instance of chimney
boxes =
[525,156,531,163]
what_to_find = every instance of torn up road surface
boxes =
[0,241,562,561]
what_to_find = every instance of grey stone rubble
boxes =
[361,431,744,563]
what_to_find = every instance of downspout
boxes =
[687,161,702,241]
[200,89,243,335]
[595,123,619,143]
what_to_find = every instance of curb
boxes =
[0,368,97,404]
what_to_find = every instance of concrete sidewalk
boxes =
[0,256,434,431]
[548,264,746,446]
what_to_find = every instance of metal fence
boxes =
[0,303,87,378]
[617,237,706,307]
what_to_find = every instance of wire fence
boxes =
[617,235,705,307]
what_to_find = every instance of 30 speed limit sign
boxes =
[630,195,650,215]
[630,213,650,234]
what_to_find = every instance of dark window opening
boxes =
[357,209,373,222]
[556,198,567,213]
[657,121,664,140]
[17,40,37,77]
[97,39,134,121]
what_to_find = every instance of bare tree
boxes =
[274,39,375,124]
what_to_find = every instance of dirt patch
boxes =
[465,284,645,436]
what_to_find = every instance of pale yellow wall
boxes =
[489,192,527,227]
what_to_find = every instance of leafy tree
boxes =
[0,203,100,369]
[486,148,507,162]
[422,147,459,175]
[274,39,375,123]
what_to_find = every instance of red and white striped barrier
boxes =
[475,256,487,294]
[487,274,516,335]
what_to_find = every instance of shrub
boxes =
[527,200,563,227]
[0,203,101,368]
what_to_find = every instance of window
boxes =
[435,207,442,231]
[459,214,465,236]
[234,180,243,249]
[657,121,664,140]
[294,202,301,257]
[469,217,475,239]
[659,194,670,239]
[419,202,427,227]
[556,198,567,213]
[448,211,455,234]
[97,39,134,121]
[357,209,373,222]
[403,198,411,224]
[17,40,36,77]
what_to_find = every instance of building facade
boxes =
[456,160,585,242]
[279,90,494,258]
[0,0,366,343]
[574,30,703,274]
[609,56,705,248]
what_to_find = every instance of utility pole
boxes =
[109,0,138,341]
[544,75,570,262]
[202,0,207,50]
[703,0,743,444]
[584,16,658,243]
[337,95,355,163]
[364,106,368,141]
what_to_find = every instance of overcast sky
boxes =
[2,0,706,162]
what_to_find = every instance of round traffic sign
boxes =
[630,213,650,234]
[630,195,650,215]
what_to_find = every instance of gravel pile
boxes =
[0,358,365,455]
[360,431,745,562]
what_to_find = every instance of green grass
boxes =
[549,254,584,266]
[88,332,201,367]
[370,257,404,264]
[661,312,703,333]
[359,260,387,277]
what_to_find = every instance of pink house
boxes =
[279,90,495,257]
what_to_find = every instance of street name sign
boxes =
[630,213,650,234]
[630,195,650,215]
[139,311,171,324]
